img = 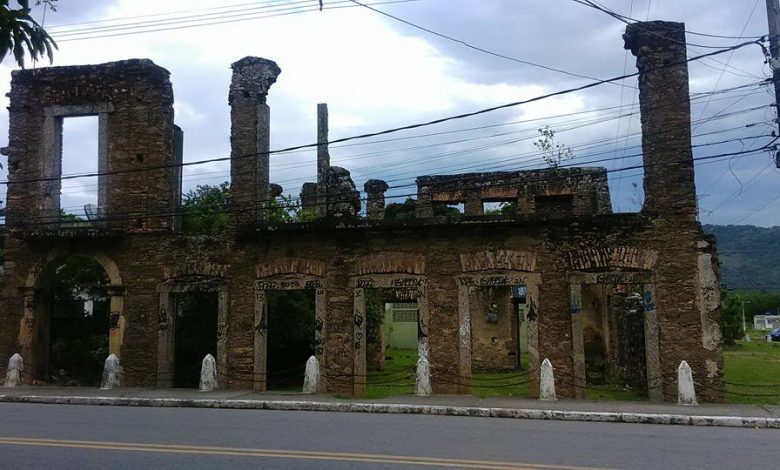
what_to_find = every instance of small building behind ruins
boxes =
[0,21,723,401]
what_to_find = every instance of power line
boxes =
[51,0,419,42]
[570,0,765,44]
[347,0,634,88]
[21,143,772,227]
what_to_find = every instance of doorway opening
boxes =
[38,255,110,386]
[266,290,316,390]
[366,289,418,397]
[173,290,218,388]
[578,282,652,400]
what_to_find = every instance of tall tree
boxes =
[1,0,57,68]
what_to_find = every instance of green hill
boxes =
[704,225,780,291]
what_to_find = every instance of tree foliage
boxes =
[720,290,744,346]
[180,182,315,235]
[0,0,58,68]
[384,197,463,220]
[534,125,573,168]
[181,182,230,236]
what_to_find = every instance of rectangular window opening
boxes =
[61,116,100,222]
[483,200,516,216]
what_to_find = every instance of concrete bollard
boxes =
[302,355,320,394]
[199,354,218,392]
[415,341,432,397]
[100,354,120,390]
[539,358,556,401]
[4,353,23,387]
[677,360,697,405]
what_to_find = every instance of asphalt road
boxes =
[0,403,776,469]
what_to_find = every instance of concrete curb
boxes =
[1,394,778,429]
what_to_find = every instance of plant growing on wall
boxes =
[534,125,573,169]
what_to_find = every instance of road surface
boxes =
[0,402,776,469]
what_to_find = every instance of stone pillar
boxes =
[643,284,663,402]
[172,125,184,231]
[353,288,367,396]
[253,288,268,391]
[569,282,586,399]
[156,290,175,388]
[624,21,697,221]
[228,57,281,228]
[317,103,330,218]
[464,197,483,216]
[364,179,389,220]
[300,182,318,212]
[457,283,472,394]
[416,187,434,219]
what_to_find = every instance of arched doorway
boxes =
[19,253,124,386]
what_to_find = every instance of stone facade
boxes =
[416,167,612,218]
[0,21,724,402]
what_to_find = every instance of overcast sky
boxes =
[1,0,777,226]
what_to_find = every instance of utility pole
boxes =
[742,299,751,342]
[766,0,780,167]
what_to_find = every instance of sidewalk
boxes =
[1,386,779,429]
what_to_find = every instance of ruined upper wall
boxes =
[415,167,612,218]
[624,21,697,222]
[6,59,177,232]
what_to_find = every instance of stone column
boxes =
[171,125,184,231]
[364,179,389,220]
[228,57,281,228]
[624,21,697,221]
[106,286,125,358]
[569,282,586,399]
[416,187,434,218]
[353,288,367,396]
[464,197,483,216]
[156,290,175,388]
[18,287,38,384]
[317,103,330,218]
[253,288,268,391]
[457,282,472,394]
[643,284,663,402]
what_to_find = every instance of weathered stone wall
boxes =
[416,167,612,218]
[0,21,724,402]
[6,59,176,232]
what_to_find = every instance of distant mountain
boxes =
[704,225,780,291]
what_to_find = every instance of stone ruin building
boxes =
[0,21,723,401]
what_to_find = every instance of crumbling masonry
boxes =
[0,21,724,401]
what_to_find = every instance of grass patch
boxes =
[585,383,647,401]
[724,340,780,405]
[365,348,416,399]
[470,369,531,398]
[361,340,780,404]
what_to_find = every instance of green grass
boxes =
[362,340,780,404]
[584,383,647,401]
[365,348,416,399]
[470,369,531,398]
[724,340,780,405]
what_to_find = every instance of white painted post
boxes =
[100,354,120,390]
[3,353,23,387]
[677,360,697,405]
[539,358,556,401]
[415,341,432,397]
[199,354,218,392]
[302,355,320,394]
